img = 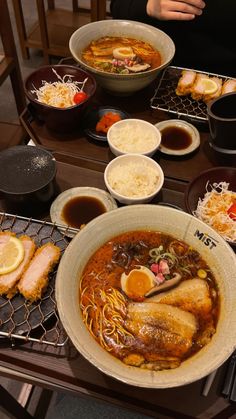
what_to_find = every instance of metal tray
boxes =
[0,212,73,347]
[150,66,230,123]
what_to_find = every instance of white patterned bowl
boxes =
[56,205,236,388]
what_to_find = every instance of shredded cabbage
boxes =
[31,68,88,108]
[194,181,236,243]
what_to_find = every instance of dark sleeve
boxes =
[110,0,149,21]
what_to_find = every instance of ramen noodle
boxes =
[80,231,219,371]
[81,36,161,74]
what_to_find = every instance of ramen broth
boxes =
[80,231,219,371]
[81,37,162,74]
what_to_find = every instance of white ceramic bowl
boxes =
[69,20,175,95]
[107,118,161,157]
[50,186,117,237]
[104,154,164,204]
[56,205,236,388]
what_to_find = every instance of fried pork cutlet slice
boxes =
[146,278,212,316]
[191,73,210,100]
[0,231,15,247]
[203,76,222,103]
[176,70,197,96]
[221,79,236,95]
[18,242,61,302]
[0,235,36,298]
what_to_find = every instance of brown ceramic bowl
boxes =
[24,65,96,132]
[184,167,236,247]
[0,145,57,217]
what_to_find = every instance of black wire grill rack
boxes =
[0,212,75,347]
[150,66,230,123]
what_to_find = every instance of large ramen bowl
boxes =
[56,205,236,388]
[69,20,175,95]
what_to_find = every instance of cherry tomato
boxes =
[73,91,88,104]
[227,203,236,220]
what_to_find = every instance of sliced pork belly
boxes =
[125,302,198,359]
[146,278,212,316]
[18,242,60,302]
[176,70,197,96]
[0,235,36,298]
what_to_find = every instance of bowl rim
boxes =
[69,19,175,79]
[104,153,164,201]
[24,64,97,110]
[107,118,161,155]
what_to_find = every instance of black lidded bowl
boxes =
[24,65,97,133]
[0,145,57,217]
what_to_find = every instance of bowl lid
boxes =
[0,146,56,194]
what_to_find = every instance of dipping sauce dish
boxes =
[50,186,117,237]
[155,119,200,155]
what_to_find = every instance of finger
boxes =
[178,0,205,9]
[158,0,204,20]
[159,11,196,20]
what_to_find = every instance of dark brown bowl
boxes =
[0,145,57,216]
[185,167,236,247]
[24,65,96,133]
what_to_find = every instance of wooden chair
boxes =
[0,0,26,116]
[12,0,109,64]
[0,384,34,419]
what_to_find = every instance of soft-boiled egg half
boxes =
[113,47,136,61]
[121,266,156,300]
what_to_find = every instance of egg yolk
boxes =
[126,270,153,298]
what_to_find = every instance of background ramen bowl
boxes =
[24,64,96,132]
[107,118,161,157]
[104,154,164,204]
[69,20,175,95]
[184,166,236,248]
[56,205,236,388]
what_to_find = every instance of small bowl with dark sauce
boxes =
[50,187,117,238]
[155,119,200,156]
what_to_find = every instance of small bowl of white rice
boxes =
[104,154,164,205]
[107,118,161,157]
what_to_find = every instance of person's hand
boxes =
[146,0,205,21]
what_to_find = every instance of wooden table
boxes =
[1,78,236,418]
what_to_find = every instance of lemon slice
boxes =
[201,78,218,95]
[0,236,25,274]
